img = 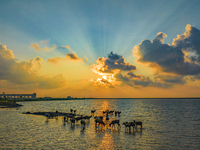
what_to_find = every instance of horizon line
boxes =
[37,97,200,99]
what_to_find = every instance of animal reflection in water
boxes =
[81,120,86,127]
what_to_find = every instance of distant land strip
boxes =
[14,97,200,102]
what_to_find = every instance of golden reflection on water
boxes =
[100,100,110,111]
[97,99,117,113]
[98,132,114,150]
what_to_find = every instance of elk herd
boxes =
[45,109,142,133]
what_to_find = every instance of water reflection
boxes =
[100,100,110,111]
[99,133,114,150]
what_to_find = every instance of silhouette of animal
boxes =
[104,110,114,114]
[103,110,109,114]
[95,118,105,126]
[82,115,92,120]
[109,110,114,114]
[133,120,142,128]
[115,111,121,116]
[109,120,120,128]
[94,116,103,120]
[73,116,83,121]
[73,110,76,114]
[123,122,135,132]
[91,110,96,115]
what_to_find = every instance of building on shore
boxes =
[0,92,36,99]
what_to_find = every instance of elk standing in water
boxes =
[133,120,142,128]
[95,117,105,127]
[109,120,120,129]
[123,122,135,132]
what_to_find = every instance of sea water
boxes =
[0,99,200,149]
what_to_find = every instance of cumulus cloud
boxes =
[0,43,66,89]
[90,52,138,88]
[90,52,167,88]
[47,53,83,63]
[172,24,200,62]
[91,51,188,88]
[133,24,200,76]
[91,51,136,74]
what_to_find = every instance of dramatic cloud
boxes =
[90,52,138,88]
[0,44,66,89]
[91,51,136,74]
[172,24,200,62]
[91,51,188,88]
[30,42,56,51]
[133,24,200,76]
[91,52,166,88]
[47,53,83,63]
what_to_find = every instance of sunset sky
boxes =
[1,0,200,98]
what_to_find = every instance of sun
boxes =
[103,75,107,79]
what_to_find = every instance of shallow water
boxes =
[1,99,200,149]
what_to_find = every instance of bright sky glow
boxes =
[0,0,200,98]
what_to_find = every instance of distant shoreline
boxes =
[16,97,200,102]
[92,97,200,99]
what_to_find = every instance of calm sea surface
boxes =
[1,99,200,150]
